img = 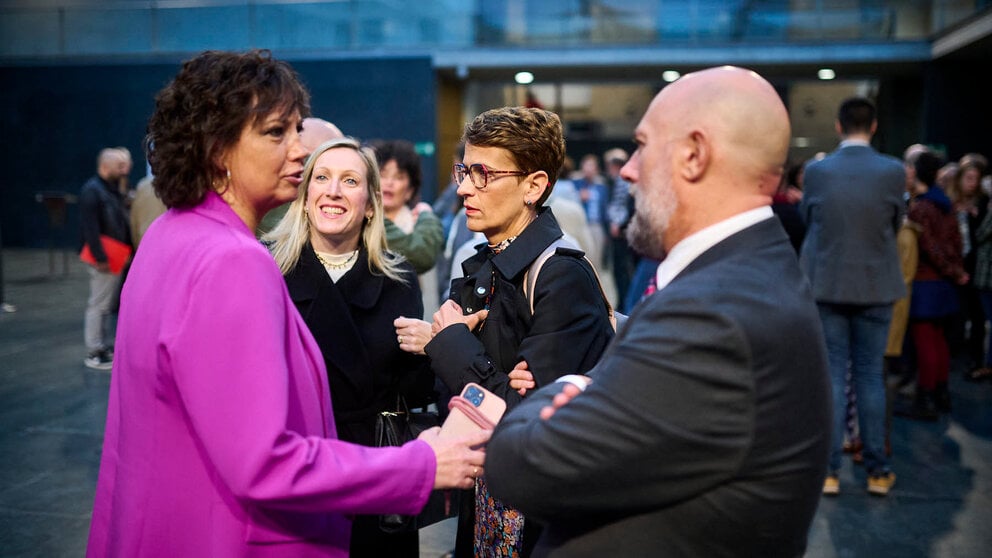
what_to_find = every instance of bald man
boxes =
[80,148,133,370]
[257,117,344,235]
[486,67,831,557]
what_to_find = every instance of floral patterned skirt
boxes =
[474,476,525,557]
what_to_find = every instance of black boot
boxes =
[933,382,952,413]
[894,389,939,422]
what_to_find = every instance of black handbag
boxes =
[374,397,458,533]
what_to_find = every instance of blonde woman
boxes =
[265,137,436,558]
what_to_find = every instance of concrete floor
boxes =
[1,247,991,557]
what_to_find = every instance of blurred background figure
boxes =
[945,156,988,372]
[573,153,609,270]
[373,139,444,318]
[79,147,132,371]
[772,159,808,254]
[128,161,166,252]
[902,150,969,420]
[886,144,927,420]
[0,220,13,313]
[799,96,905,496]
[604,147,634,308]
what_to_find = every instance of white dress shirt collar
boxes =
[654,206,773,292]
[839,138,871,148]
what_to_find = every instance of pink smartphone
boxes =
[439,383,506,439]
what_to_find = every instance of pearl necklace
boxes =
[315,249,358,270]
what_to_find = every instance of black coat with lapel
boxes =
[284,243,432,446]
[425,207,614,408]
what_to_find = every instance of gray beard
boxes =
[626,211,665,261]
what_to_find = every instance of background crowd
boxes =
[64,48,992,558]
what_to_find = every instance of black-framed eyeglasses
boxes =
[452,163,532,191]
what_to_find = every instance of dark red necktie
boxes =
[642,274,658,298]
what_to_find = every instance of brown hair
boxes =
[462,106,565,206]
[146,49,311,208]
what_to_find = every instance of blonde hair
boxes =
[946,159,983,205]
[263,137,408,283]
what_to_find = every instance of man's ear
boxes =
[680,130,709,182]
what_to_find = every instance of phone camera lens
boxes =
[465,386,485,407]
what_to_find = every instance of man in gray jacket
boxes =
[799,96,906,496]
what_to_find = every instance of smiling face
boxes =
[223,108,307,225]
[458,143,539,244]
[305,147,372,254]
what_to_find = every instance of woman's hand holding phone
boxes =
[417,427,490,490]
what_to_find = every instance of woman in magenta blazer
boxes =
[86,50,487,558]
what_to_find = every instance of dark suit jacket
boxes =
[799,144,906,304]
[486,217,831,558]
[284,244,432,446]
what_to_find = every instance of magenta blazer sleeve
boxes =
[164,243,436,513]
[88,197,439,557]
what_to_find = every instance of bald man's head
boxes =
[622,66,791,254]
[300,117,344,154]
[97,148,128,182]
[654,66,790,189]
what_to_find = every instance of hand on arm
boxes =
[508,360,536,396]
[431,299,488,335]
[539,380,587,420]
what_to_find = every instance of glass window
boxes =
[156,6,251,53]
[0,10,62,57]
[63,6,153,55]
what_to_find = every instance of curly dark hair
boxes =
[462,106,564,206]
[146,50,311,208]
[370,139,423,203]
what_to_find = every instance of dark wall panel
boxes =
[923,60,992,163]
[0,56,435,248]
[293,57,437,202]
[0,64,174,249]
